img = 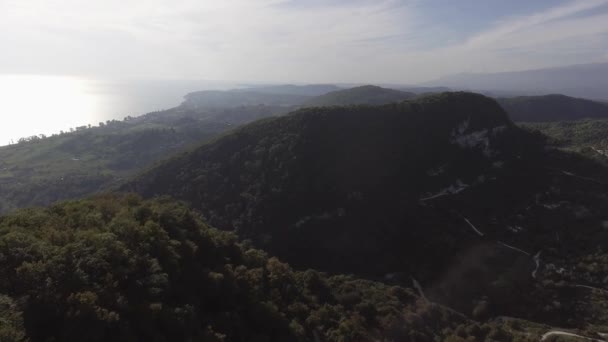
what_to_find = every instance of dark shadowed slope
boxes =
[499,94,608,122]
[304,85,416,106]
[125,92,535,279]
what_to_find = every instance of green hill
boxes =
[304,85,415,106]
[498,94,608,122]
[126,92,608,327]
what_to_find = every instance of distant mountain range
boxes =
[232,84,341,96]
[304,85,415,106]
[183,85,418,108]
[427,62,608,100]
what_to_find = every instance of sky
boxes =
[1,0,608,84]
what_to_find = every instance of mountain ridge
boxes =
[304,85,416,106]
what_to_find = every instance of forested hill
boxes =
[126,92,608,329]
[125,91,540,277]
[126,92,520,274]
[304,85,415,106]
[498,94,608,122]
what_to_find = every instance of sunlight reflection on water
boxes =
[0,75,235,145]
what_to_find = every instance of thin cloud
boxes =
[1,0,607,83]
[464,0,608,48]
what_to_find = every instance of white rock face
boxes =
[593,147,608,157]
[451,128,490,152]
[450,118,505,157]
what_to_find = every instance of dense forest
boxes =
[0,194,545,341]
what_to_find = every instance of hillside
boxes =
[0,194,545,341]
[0,104,286,214]
[126,92,608,328]
[522,119,608,159]
[498,94,608,122]
[304,85,415,106]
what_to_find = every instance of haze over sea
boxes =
[0,75,236,146]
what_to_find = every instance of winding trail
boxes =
[419,183,468,202]
[571,284,608,295]
[541,330,605,341]
[550,168,607,185]
[498,241,530,256]
[462,217,485,237]
[532,251,542,279]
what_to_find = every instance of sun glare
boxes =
[0,75,99,144]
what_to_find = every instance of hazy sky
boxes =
[2,0,608,83]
